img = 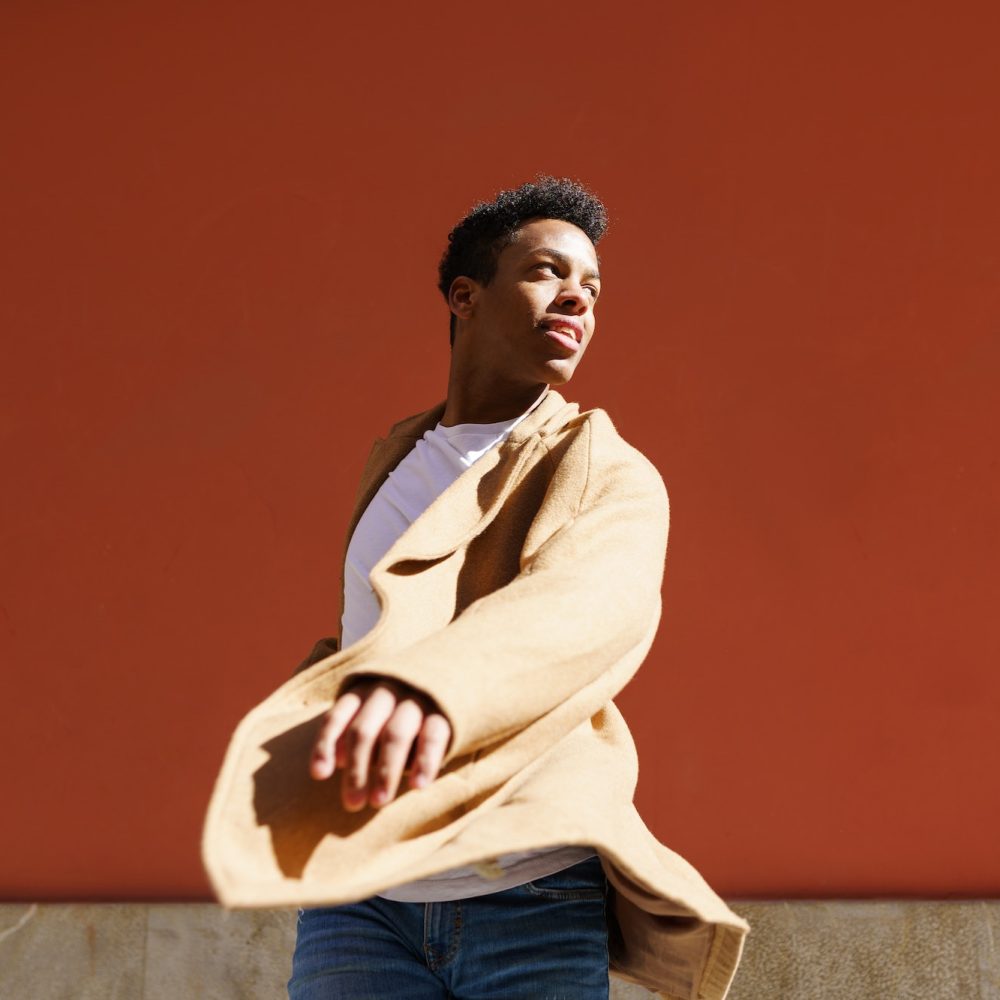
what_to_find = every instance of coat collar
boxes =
[351,389,578,568]
[383,386,576,444]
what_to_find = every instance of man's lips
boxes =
[540,318,584,353]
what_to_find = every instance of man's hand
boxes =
[309,678,452,811]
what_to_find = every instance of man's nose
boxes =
[555,283,589,314]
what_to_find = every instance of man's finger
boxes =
[341,687,398,811]
[310,690,364,780]
[369,699,424,808]
[409,713,452,789]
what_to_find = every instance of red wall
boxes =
[2,1,998,900]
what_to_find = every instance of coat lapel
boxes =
[347,390,576,571]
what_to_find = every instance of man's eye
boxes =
[585,285,599,298]
[536,263,558,274]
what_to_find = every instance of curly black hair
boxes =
[438,176,608,344]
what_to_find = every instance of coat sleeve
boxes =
[292,636,340,676]
[338,432,670,763]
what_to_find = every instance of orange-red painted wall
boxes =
[2,2,998,900]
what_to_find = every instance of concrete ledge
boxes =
[726,901,1000,1000]
[0,901,997,998]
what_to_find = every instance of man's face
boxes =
[459,218,602,387]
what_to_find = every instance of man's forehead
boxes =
[508,219,600,267]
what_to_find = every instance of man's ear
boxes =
[448,276,478,321]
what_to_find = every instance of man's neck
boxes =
[441,372,548,427]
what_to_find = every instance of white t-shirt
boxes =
[342,408,532,650]
[341,393,595,901]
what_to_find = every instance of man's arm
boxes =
[310,440,668,809]
[346,451,668,758]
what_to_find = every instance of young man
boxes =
[203,178,748,1000]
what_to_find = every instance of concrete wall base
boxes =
[1,900,997,999]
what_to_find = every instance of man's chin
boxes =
[541,358,580,386]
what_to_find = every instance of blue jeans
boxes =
[288,855,610,999]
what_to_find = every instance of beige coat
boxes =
[202,389,748,1000]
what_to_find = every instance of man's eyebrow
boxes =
[531,246,602,283]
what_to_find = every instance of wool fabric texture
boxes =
[202,389,749,1000]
